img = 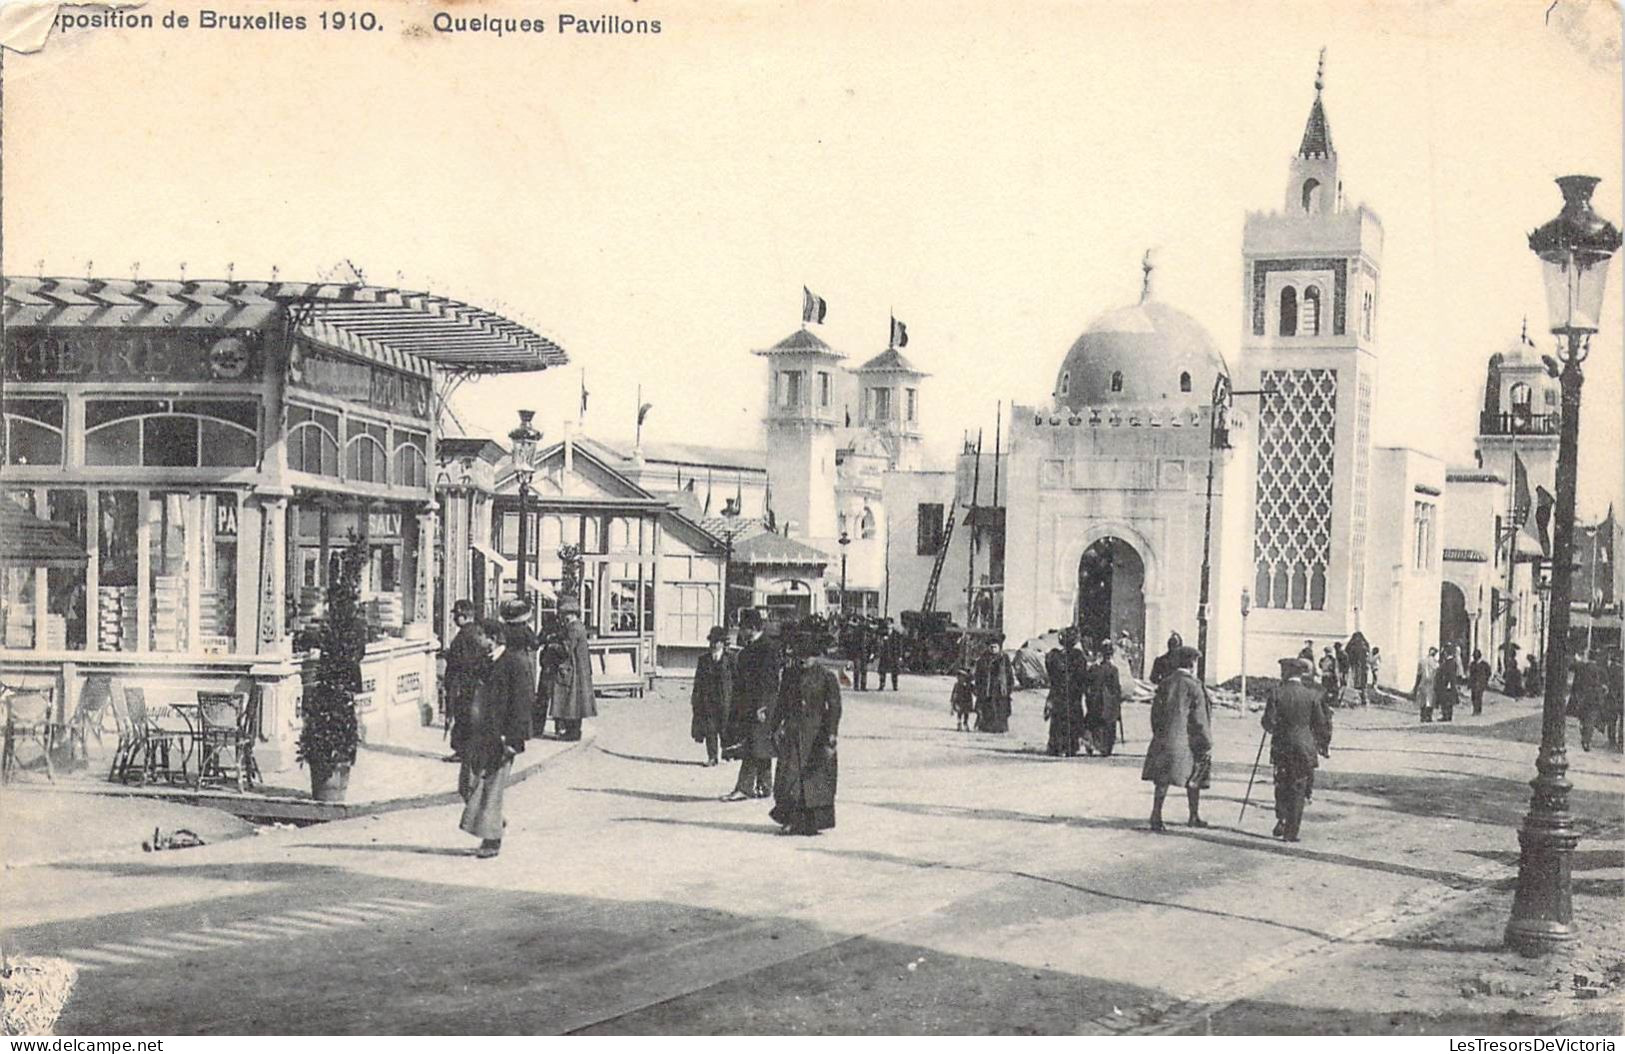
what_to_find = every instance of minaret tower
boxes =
[1239,50,1384,644]
[753,326,843,544]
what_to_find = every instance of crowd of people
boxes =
[440,595,598,858]
[440,592,1624,857]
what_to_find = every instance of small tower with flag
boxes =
[853,314,930,471]
[750,289,846,544]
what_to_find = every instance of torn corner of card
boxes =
[0,0,148,54]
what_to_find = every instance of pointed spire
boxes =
[1139,249,1156,303]
[1298,48,1334,159]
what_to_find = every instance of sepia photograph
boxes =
[0,0,1622,1039]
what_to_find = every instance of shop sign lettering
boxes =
[4,328,263,383]
[215,502,239,537]
[368,511,402,537]
[289,341,430,419]
[396,671,422,704]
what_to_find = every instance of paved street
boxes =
[4,676,1622,1035]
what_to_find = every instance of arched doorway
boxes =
[1440,582,1470,657]
[1077,537,1147,676]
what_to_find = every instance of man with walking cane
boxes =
[1251,657,1332,842]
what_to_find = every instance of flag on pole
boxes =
[889,316,909,349]
[704,468,714,516]
[1512,453,1532,527]
[637,402,653,426]
[802,287,827,325]
[1534,486,1555,557]
[579,371,590,419]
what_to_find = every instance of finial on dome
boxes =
[1315,47,1326,93]
[1521,315,1531,346]
[1140,249,1155,303]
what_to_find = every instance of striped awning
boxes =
[3,276,568,376]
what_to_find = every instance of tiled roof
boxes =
[855,347,926,374]
[753,327,844,358]
[1299,94,1334,158]
[576,436,767,472]
[732,531,830,567]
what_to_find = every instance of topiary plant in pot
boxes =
[298,532,367,802]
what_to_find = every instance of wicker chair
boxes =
[196,692,259,791]
[2,685,58,784]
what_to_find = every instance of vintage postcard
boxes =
[0,0,1621,1040]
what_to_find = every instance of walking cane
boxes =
[1239,727,1269,823]
[1117,711,1127,746]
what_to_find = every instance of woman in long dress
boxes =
[770,633,842,836]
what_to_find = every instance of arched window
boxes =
[860,507,876,540]
[86,398,259,469]
[1059,371,1070,397]
[1279,286,1298,336]
[345,420,389,483]
[1509,382,1533,429]
[1110,371,1124,393]
[2,398,65,466]
[392,430,428,488]
[1302,286,1322,336]
[1302,178,1321,213]
[837,511,848,537]
[1179,371,1192,393]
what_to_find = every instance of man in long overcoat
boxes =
[1142,646,1212,831]
[1263,658,1332,842]
[458,619,530,859]
[498,598,539,741]
[1149,633,1185,685]
[1066,634,1090,754]
[442,600,485,763]
[722,608,779,800]
[1045,628,1077,756]
[770,631,842,835]
[1569,656,1607,752]
[876,622,903,691]
[546,595,596,740]
[1435,643,1462,723]
[1414,647,1439,723]
[690,625,733,766]
[1468,649,1492,716]
[1086,642,1125,757]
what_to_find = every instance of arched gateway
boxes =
[1077,536,1147,674]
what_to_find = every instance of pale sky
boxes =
[4,0,1622,517]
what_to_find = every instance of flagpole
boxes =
[1504,430,1517,680]
[636,383,643,450]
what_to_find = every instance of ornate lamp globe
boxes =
[1528,176,1622,343]
[508,409,542,481]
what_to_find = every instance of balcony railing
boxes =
[1481,410,1560,436]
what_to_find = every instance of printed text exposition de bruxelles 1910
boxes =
[50,8,664,37]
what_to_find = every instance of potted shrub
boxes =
[297,533,366,802]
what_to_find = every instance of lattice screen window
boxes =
[1253,368,1338,610]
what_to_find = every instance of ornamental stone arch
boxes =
[1056,519,1163,602]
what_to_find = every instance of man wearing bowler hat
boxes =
[1263,657,1332,842]
[545,594,596,741]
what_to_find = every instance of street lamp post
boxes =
[1505,175,1621,957]
[838,531,851,618]
[720,497,741,628]
[507,410,542,609]
[1240,588,1251,712]
[1196,376,1273,682]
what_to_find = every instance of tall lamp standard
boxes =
[838,531,851,618]
[1239,588,1251,712]
[1505,175,1621,956]
[507,410,542,609]
[1196,375,1274,682]
[719,497,741,627]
